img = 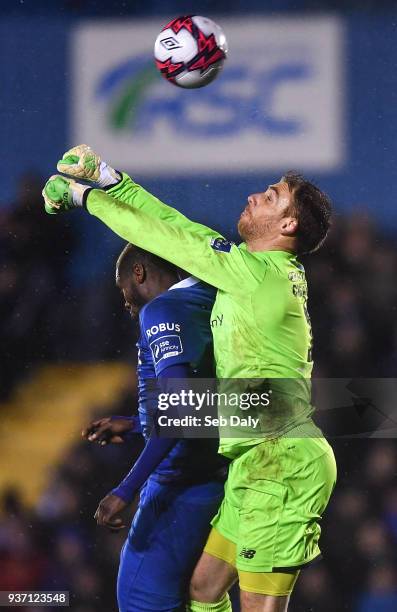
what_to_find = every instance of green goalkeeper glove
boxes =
[57,144,120,187]
[42,175,89,214]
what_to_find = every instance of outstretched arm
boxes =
[85,185,262,293]
[107,173,224,240]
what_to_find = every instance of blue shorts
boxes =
[117,477,224,612]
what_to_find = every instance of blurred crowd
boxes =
[0,173,132,401]
[1,173,397,610]
[0,392,142,612]
[0,173,73,400]
[304,212,397,378]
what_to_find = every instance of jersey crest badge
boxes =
[210,237,234,253]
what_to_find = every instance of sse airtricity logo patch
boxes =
[149,335,183,364]
[210,237,234,253]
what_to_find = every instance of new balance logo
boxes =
[239,548,256,559]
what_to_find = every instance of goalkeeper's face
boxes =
[238,180,298,243]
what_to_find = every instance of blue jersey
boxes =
[136,277,224,483]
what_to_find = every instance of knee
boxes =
[189,569,225,603]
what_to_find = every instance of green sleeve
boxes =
[86,186,262,293]
[107,172,223,239]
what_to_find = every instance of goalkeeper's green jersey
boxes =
[86,174,316,458]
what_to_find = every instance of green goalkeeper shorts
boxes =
[211,425,337,572]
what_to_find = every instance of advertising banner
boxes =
[72,17,345,173]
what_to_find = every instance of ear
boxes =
[133,263,146,284]
[280,216,298,237]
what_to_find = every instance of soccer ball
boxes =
[154,15,228,89]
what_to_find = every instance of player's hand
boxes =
[57,144,120,186]
[82,416,134,445]
[57,144,101,181]
[42,175,89,214]
[94,494,127,531]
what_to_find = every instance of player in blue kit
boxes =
[83,243,227,612]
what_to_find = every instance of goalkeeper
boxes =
[43,145,337,612]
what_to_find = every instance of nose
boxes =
[248,195,255,206]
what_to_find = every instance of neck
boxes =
[146,272,179,302]
[245,236,296,253]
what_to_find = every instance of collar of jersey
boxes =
[239,243,297,260]
[168,276,200,291]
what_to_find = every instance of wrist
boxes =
[111,484,134,504]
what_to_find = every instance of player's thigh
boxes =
[238,567,298,611]
[119,480,225,606]
[117,539,185,612]
[238,569,299,597]
[190,549,238,602]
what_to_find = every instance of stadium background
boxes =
[1,1,397,610]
